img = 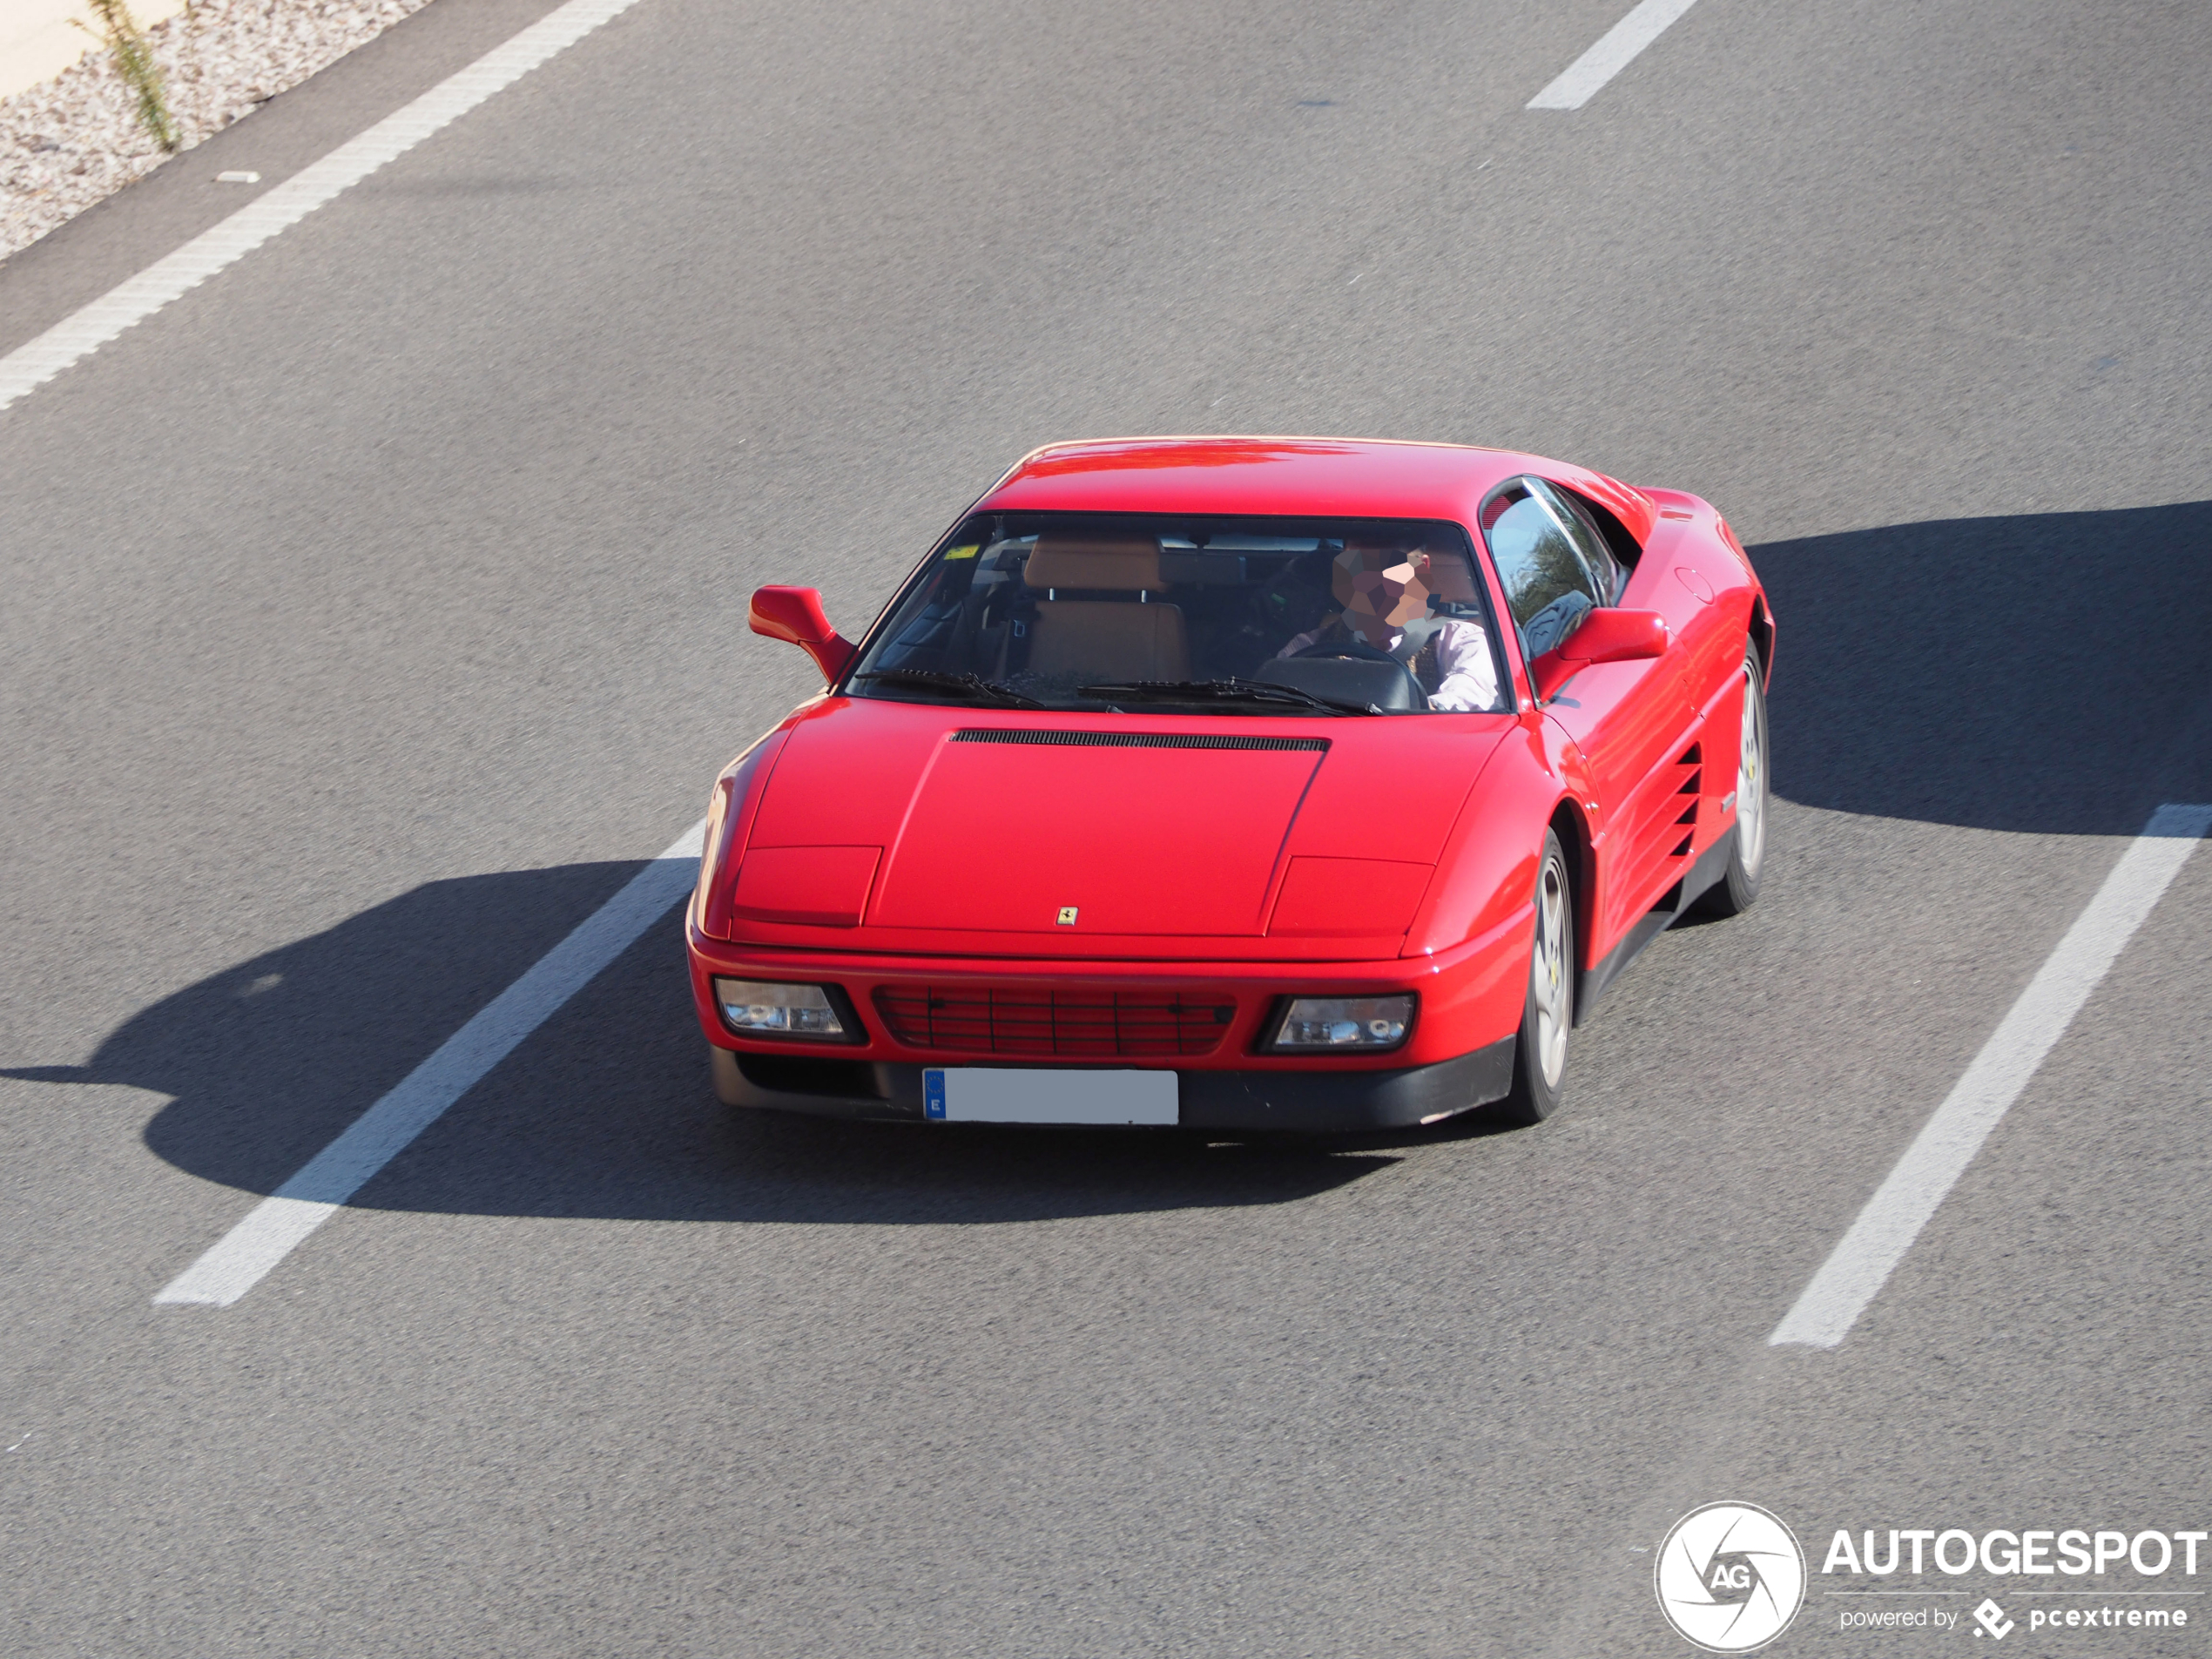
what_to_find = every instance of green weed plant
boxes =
[75,0,180,153]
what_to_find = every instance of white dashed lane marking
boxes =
[1770,803,2212,1349]
[1526,0,1707,111]
[155,819,706,1308]
[0,0,649,414]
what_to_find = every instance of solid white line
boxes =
[155,819,707,1307]
[1770,803,2212,1349]
[1526,0,1705,110]
[0,0,647,415]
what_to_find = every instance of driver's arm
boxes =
[1428,619,1502,712]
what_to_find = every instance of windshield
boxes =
[846,514,1510,715]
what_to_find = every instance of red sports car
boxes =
[688,437,1772,1130]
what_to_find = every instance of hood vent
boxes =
[954,728,1326,752]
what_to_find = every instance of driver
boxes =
[1274,543,1501,711]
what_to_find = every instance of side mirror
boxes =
[749,585,857,685]
[1528,608,1669,704]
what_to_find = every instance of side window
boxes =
[1528,477,1623,604]
[1480,480,1602,660]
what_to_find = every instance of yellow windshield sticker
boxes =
[945,544,980,560]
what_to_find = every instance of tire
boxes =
[1495,829,1575,1128]
[1696,643,1769,918]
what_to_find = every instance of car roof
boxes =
[974,435,1656,545]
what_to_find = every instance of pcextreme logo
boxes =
[1973,1599,2015,1640]
[1656,1501,1808,1652]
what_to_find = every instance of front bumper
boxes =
[711,1039,1519,1131]
[690,906,1531,1072]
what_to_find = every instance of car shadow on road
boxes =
[12,501,2209,1218]
[4,860,1397,1221]
[1757,498,2212,835]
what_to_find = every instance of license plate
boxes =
[923,1068,1178,1125]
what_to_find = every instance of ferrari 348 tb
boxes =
[688,437,1773,1130]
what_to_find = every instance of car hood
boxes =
[723,700,1512,956]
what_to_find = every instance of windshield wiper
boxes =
[1076,678,1378,717]
[853,668,1047,708]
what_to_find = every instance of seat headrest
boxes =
[1023,531,1164,592]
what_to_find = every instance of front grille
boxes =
[873,985,1235,1056]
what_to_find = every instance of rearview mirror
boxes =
[750,585,857,685]
[1529,608,1669,704]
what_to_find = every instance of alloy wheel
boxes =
[1736,661,1766,881]
[1533,856,1570,1087]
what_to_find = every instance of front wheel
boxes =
[1696,644,1769,918]
[1494,829,1575,1127]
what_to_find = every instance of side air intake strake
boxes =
[1670,742,1703,858]
[954,729,1326,752]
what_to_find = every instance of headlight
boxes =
[713,979,853,1041]
[1267,995,1415,1051]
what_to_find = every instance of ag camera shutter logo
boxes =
[1655,1501,1807,1652]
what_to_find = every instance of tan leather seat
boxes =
[1027,603,1189,679]
[1022,531,1189,680]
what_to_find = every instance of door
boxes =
[1481,477,1699,954]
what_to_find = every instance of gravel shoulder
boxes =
[1,0,440,261]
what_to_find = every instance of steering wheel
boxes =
[1291,639,1428,710]
[1292,640,1401,665]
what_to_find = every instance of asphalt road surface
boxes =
[4,0,2210,1653]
